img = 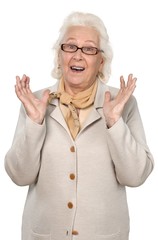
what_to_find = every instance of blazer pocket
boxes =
[31,230,51,240]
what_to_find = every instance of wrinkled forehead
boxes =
[62,26,100,45]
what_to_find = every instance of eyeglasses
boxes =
[61,43,104,55]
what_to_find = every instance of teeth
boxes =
[71,66,84,71]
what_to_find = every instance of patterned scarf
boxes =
[49,79,98,139]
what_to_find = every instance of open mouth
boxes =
[70,66,85,72]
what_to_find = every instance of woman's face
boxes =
[58,26,104,94]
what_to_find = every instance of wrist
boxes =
[106,117,120,128]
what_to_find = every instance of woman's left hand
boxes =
[103,74,137,128]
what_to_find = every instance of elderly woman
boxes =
[5,11,154,240]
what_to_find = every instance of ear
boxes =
[99,57,104,72]
[58,52,61,66]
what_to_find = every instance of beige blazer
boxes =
[5,80,154,240]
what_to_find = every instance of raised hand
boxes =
[103,74,137,128]
[15,74,50,124]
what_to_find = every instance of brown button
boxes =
[70,146,75,152]
[67,202,73,209]
[69,173,75,180]
[72,230,79,235]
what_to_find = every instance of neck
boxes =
[64,85,81,96]
[64,80,97,96]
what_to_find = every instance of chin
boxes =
[67,76,85,86]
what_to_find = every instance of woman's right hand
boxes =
[15,74,50,124]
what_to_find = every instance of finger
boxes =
[128,77,137,90]
[16,75,21,85]
[16,75,26,92]
[130,78,137,89]
[26,76,30,86]
[116,76,125,100]
[127,74,136,87]
[16,76,23,93]
[15,84,26,102]
[25,76,31,93]
[129,80,137,93]
[15,84,21,98]
[21,74,28,93]
[120,76,125,89]
[122,82,136,105]
[15,75,31,101]
[128,73,133,80]
[104,91,111,103]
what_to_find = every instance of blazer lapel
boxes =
[80,80,109,132]
[81,107,102,131]
[50,105,70,133]
[48,81,70,133]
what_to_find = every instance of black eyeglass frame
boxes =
[61,43,104,55]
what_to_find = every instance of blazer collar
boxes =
[94,79,109,109]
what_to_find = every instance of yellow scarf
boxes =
[49,79,98,139]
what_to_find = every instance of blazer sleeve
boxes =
[106,95,154,187]
[4,105,46,186]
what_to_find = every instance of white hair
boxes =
[51,11,113,82]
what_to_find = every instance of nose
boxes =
[72,48,83,61]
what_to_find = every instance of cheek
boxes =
[90,59,102,72]
[60,54,70,69]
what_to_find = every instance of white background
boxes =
[0,0,157,239]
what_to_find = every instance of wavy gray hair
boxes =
[51,11,113,82]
